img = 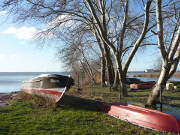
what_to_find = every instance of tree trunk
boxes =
[112,70,119,91]
[119,79,127,98]
[101,56,106,87]
[147,63,170,106]
[104,45,115,90]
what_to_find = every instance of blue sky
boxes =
[0,10,161,72]
[0,11,66,72]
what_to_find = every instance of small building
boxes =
[144,69,155,73]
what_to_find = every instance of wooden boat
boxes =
[22,74,74,103]
[130,81,156,89]
[102,102,180,134]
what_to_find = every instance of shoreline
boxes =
[0,91,19,107]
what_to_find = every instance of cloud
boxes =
[11,55,20,59]
[0,54,5,58]
[4,27,37,41]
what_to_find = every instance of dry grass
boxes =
[132,73,160,78]
[18,91,56,108]
[172,71,180,78]
[132,71,180,78]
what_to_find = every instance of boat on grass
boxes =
[130,81,156,89]
[102,102,180,134]
[22,74,74,103]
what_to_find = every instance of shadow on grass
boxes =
[163,96,180,101]
[58,95,104,112]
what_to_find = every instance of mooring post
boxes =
[160,85,163,112]
[77,76,80,90]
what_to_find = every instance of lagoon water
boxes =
[0,72,68,93]
[1,71,180,93]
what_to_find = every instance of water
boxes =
[156,104,180,121]
[134,77,180,82]
[127,71,180,82]
[0,72,69,93]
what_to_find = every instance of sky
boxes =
[0,10,162,72]
[0,11,65,72]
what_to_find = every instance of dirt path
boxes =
[0,92,19,107]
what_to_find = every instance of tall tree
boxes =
[147,0,180,106]
[1,0,152,97]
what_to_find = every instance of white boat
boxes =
[22,74,74,103]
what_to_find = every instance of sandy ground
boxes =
[0,92,19,107]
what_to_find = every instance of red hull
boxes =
[102,102,180,134]
[130,81,156,89]
[22,88,64,103]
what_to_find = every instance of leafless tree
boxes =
[0,0,153,97]
[152,56,162,72]
[57,30,100,84]
[147,0,180,106]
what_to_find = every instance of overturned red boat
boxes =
[102,102,180,134]
[130,81,156,89]
[22,74,74,103]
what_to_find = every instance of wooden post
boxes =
[77,76,81,90]
[160,85,163,112]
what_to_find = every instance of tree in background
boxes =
[147,0,180,106]
[152,56,162,72]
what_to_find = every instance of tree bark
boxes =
[101,55,106,87]
[147,62,170,106]
[112,70,119,91]
[147,0,180,107]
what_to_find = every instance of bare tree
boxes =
[57,30,100,84]
[1,0,153,97]
[152,56,162,72]
[147,0,180,106]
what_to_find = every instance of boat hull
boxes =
[130,81,156,89]
[22,74,74,103]
[102,102,180,134]
[22,88,65,103]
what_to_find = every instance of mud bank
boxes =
[0,92,19,107]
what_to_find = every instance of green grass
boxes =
[0,94,165,135]
[1,84,180,135]
[70,83,180,106]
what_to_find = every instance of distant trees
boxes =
[152,57,162,72]
[147,0,180,106]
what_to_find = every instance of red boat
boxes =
[130,81,156,89]
[102,102,180,134]
[22,74,74,103]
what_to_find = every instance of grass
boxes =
[1,84,180,135]
[0,96,163,135]
[69,83,180,107]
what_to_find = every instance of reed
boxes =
[132,73,160,78]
